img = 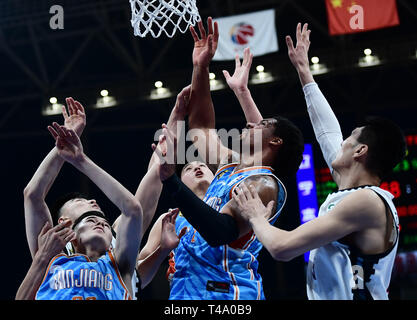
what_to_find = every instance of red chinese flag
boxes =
[325,0,400,35]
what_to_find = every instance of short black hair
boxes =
[272,116,305,177]
[357,116,406,180]
[49,192,88,225]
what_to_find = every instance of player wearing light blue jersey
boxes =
[19,92,190,300]
[153,18,304,300]
[18,121,143,300]
[36,250,132,300]
[167,163,286,300]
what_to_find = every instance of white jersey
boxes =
[306,186,399,300]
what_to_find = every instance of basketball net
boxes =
[129,0,201,38]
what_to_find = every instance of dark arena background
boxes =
[1,0,417,301]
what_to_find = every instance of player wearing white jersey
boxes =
[232,23,406,300]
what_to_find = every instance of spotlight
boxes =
[364,48,372,56]
[311,56,320,64]
[309,56,329,75]
[96,89,117,108]
[42,97,63,116]
[250,65,274,84]
[256,65,264,72]
[209,73,225,91]
[359,48,380,67]
[150,81,172,100]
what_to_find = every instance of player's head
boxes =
[332,117,406,180]
[71,212,113,254]
[243,116,304,177]
[180,161,214,192]
[51,192,105,226]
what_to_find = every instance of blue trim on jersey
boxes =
[168,164,286,300]
[35,251,131,300]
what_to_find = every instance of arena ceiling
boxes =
[0,0,417,136]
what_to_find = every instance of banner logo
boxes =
[230,23,254,45]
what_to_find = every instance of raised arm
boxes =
[112,85,192,237]
[286,23,343,183]
[23,98,86,258]
[48,124,142,291]
[188,18,235,171]
[223,47,263,123]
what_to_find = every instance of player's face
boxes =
[332,127,363,169]
[242,118,278,147]
[73,215,113,251]
[59,198,104,226]
[181,161,214,191]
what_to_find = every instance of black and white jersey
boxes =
[306,186,399,300]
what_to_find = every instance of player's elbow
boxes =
[124,199,143,218]
[270,242,297,262]
[23,185,43,202]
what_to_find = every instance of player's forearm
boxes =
[296,65,315,87]
[163,174,239,246]
[148,108,186,171]
[15,253,50,300]
[72,155,142,218]
[137,245,171,288]
[249,216,294,262]
[23,147,65,200]
[188,65,215,129]
[24,147,64,258]
[233,88,263,123]
[302,82,343,171]
[135,164,163,234]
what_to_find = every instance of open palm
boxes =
[160,209,187,251]
[223,47,253,93]
[48,122,84,164]
[190,18,219,67]
[62,97,86,136]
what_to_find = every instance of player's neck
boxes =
[193,181,209,200]
[74,242,106,262]
[336,166,380,190]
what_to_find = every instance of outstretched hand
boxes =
[160,208,188,251]
[223,47,253,94]
[190,17,219,68]
[232,183,275,222]
[170,85,191,126]
[36,220,75,261]
[152,124,177,181]
[62,97,86,137]
[48,122,85,164]
[286,22,311,72]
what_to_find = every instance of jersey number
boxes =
[72,296,97,300]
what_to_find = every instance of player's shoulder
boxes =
[343,188,385,206]
[338,188,387,223]
[244,174,279,191]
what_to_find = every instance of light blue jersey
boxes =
[168,164,287,300]
[35,251,132,300]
